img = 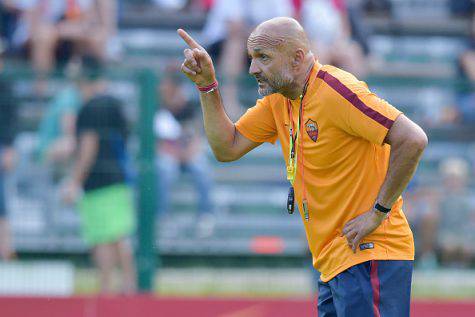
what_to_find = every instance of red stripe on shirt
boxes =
[370,260,381,317]
[317,70,394,129]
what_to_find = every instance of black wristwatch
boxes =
[374,202,391,214]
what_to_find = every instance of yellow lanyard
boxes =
[285,63,316,221]
[286,98,302,185]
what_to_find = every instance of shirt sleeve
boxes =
[327,81,402,145]
[77,105,102,136]
[235,97,278,144]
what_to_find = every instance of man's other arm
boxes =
[377,114,428,209]
[343,114,427,252]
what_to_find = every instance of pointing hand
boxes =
[177,29,217,87]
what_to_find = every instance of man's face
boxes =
[247,36,294,96]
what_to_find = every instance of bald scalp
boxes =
[248,17,310,54]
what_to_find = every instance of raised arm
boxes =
[177,29,260,162]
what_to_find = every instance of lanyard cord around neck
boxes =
[286,63,314,185]
[286,96,302,185]
[286,63,316,221]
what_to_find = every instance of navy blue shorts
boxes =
[317,260,413,317]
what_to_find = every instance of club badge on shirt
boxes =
[305,118,319,142]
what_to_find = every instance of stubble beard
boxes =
[257,68,295,97]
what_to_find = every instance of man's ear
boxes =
[292,49,305,68]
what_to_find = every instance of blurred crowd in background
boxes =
[0,0,473,295]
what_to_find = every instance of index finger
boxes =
[177,28,202,49]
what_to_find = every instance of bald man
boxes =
[178,17,427,317]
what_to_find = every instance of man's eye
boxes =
[261,55,269,60]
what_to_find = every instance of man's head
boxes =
[76,55,106,99]
[247,17,313,97]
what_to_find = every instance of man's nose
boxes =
[249,59,260,75]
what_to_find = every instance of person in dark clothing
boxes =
[0,41,17,260]
[454,6,475,124]
[154,71,215,237]
[63,55,136,294]
[0,1,20,52]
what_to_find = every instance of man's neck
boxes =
[284,59,315,100]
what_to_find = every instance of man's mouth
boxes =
[256,78,267,85]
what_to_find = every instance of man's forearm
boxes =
[177,29,256,161]
[377,138,427,208]
[199,89,237,161]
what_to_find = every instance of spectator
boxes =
[404,180,440,270]
[36,64,83,167]
[437,157,475,268]
[299,0,368,77]
[33,64,83,224]
[91,0,121,61]
[12,0,117,78]
[201,0,369,116]
[154,69,214,237]
[63,56,136,294]
[345,0,372,58]
[0,39,17,260]
[0,0,21,52]
[456,9,475,124]
[201,0,293,120]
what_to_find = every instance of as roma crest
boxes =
[305,119,319,142]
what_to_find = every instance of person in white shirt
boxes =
[154,70,214,236]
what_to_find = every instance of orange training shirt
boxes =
[235,63,414,282]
